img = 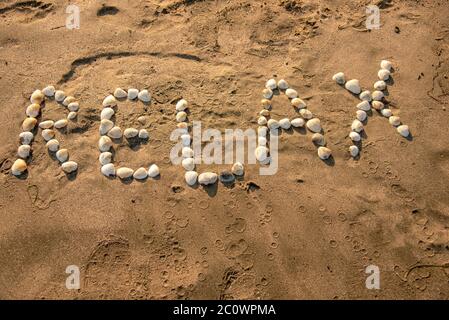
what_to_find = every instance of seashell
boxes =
[138,129,149,139]
[124,128,139,138]
[39,120,54,129]
[389,116,401,126]
[41,129,55,141]
[11,159,27,176]
[133,167,148,180]
[231,162,244,176]
[67,102,79,112]
[311,133,325,146]
[356,110,367,122]
[332,72,346,85]
[26,103,40,117]
[261,99,271,110]
[258,116,267,126]
[306,118,321,133]
[102,95,117,107]
[317,146,332,160]
[114,88,127,99]
[356,100,371,111]
[56,149,69,163]
[55,90,65,102]
[291,118,305,128]
[397,125,410,137]
[372,101,384,111]
[138,89,151,102]
[351,119,364,133]
[374,80,387,91]
[22,117,37,131]
[349,131,361,142]
[255,146,269,162]
[42,85,55,97]
[177,122,188,133]
[349,145,359,157]
[148,164,160,178]
[19,132,34,145]
[345,79,361,94]
[185,171,198,186]
[54,119,68,129]
[30,90,44,104]
[99,119,114,135]
[259,109,270,117]
[380,60,393,71]
[101,163,116,177]
[279,118,291,129]
[176,111,187,122]
[381,108,392,117]
[46,139,59,152]
[99,152,112,165]
[277,79,289,90]
[98,136,113,152]
[182,158,195,171]
[101,107,115,120]
[285,88,298,99]
[291,97,306,108]
[181,134,191,146]
[372,90,384,101]
[359,91,372,102]
[267,119,279,130]
[182,147,194,158]
[17,145,31,158]
[138,116,147,125]
[117,167,134,179]
[126,88,138,100]
[258,136,267,146]
[300,109,313,120]
[62,96,76,107]
[378,69,391,81]
[258,126,268,137]
[262,88,273,99]
[219,171,235,184]
[198,172,218,185]
[67,112,77,120]
[266,79,277,90]
[176,99,188,111]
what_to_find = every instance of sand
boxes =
[1,0,449,299]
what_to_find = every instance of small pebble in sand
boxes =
[99,136,113,152]
[176,99,188,111]
[137,116,147,125]
[39,120,54,129]
[176,111,187,122]
[291,118,305,128]
[127,88,139,100]
[55,90,65,102]
[67,112,77,120]
[255,146,269,162]
[258,116,267,126]
[138,90,151,103]
[99,152,112,165]
[26,103,40,118]
[114,88,127,99]
[372,90,384,101]
[357,100,371,111]
[306,118,321,133]
[300,109,313,120]
[102,95,117,107]
[182,158,195,171]
[138,129,149,139]
[219,171,235,184]
[351,119,364,133]
[62,96,76,107]
[22,117,37,131]
[397,125,410,137]
[19,132,34,145]
[267,119,280,130]
[359,91,372,102]
[133,167,148,180]
[262,88,273,99]
[46,139,59,152]
[101,163,115,177]
[124,128,139,138]
[261,99,271,110]
[291,97,306,109]
[107,126,122,139]
[381,108,392,117]
[232,162,244,176]
[279,118,291,129]
[285,88,298,99]
[17,145,31,158]
[278,79,289,90]
[378,69,391,81]
[30,90,44,104]
[54,119,68,129]
[42,85,55,97]
[11,159,27,176]
[41,129,55,141]
[185,171,198,186]
[265,79,277,90]
[345,79,361,95]
[349,131,361,142]
[349,145,359,157]
[198,172,218,185]
[68,102,79,112]
[56,149,69,162]
[380,60,393,71]
[332,72,346,85]
[372,101,384,111]
[356,110,367,122]
[61,161,78,173]
[177,122,189,133]
[148,164,160,178]
[101,107,115,120]
[312,133,325,146]
[374,80,387,91]
[317,146,332,160]
[99,119,114,135]
[259,109,270,117]
[117,167,134,179]
[389,116,401,126]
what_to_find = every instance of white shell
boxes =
[258,126,268,137]
[277,79,289,90]
[182,147,194,158]
[291,118,305,128]
[99,136,113,152]
[318,147,332,160]
[55,90,65,102]
[372,101,384,111]
[42,85,55,97]
[176,99,188,111]
[54,119,68,129]
[291,98,306,108]
[46,139,59,152]
[138,116,147,125]
[345,79,361,94]
[359,91,372,102]
[99,152,112,165]
[99,119,114,135]
[255,146,269,162]
[117,167,134,179]
[265,79,277,90]
[380,60,393,71]
[124,128,139,138]
[127,88,139,100]
[257,116,267,126]
[18,145,31,158]
[68,102,79,112]
[185,171,198,186]
[279,118,291,129]
[39,120,54,129]
[300,109,313,119]
[357,100,371,111]
[107,126,122,139]
[182,158,195,171]
[332,72,345,85]
[176,111,187,122]
[372,90,384,101]
[378,69,391,81]
[356,110,367,122]
[102,95,117,107]
[261,99,271,110]
[306,118,321,133]
[351,119,364,133]
[311,133,325,146]
[19,132,34,145]
[349,131,361,142]
[26,104,40,117]
[11,159,27,176]
[267,119,279,130]
[381,109,392,117]
[349,145,359,157]
[258,136,267,146]
[22,117,37,131]
[138,89,151,102]
[285,88,298,99]
[198,172,218,185]
[181,134,191,146]
[62,96,76,107]
[114,88,127,99]
[259,109,270,117]
[138,129,149,139]
[133,167,148,180]
[389,116,401,126]
[262,88,273,99]
[30,90,44,104]
[374,81,387,91]
[397,125,410,137]
[101,163,115,177]
[101,107,115,120]
[41,129,55,141]
[177,122,189,133]
[231,162,244,176]
[56,149,69,162]
[148,164,160,178]
[67,112,77,120]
